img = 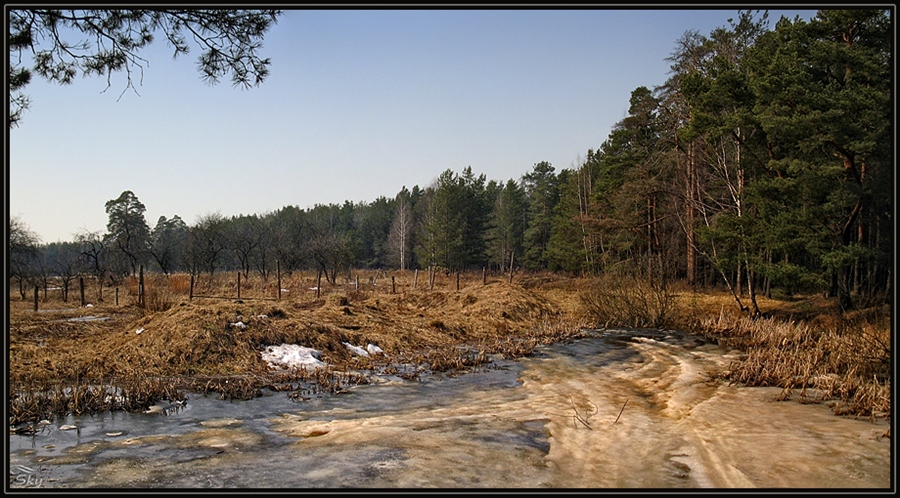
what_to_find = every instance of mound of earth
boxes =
[10,281,586,385]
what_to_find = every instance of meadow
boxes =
[8,269,890,430]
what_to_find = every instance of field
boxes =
[7,269,891,429]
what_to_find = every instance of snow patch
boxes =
[261,344,326,370]
[343,342,369,357]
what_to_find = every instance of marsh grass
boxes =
[693,303,891,419]
[8,270,890,426]
[8,270,583,425]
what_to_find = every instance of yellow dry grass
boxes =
[8,269,890,424]
[8,271,584,384]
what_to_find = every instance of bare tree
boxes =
[43,241,85,302]
[184,212,227,277]
[9,215,41,299]
[386,191,413,270]
[75,229,109,302]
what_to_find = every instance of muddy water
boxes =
[8,329,891,489]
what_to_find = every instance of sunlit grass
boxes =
[8,270,890,426]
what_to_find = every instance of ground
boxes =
[7,270,887,425]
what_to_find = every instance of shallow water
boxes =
[8,329,892,489]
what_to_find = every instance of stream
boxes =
[8,328,892,489]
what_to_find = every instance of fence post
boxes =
[413,269,418,288]
[190,273,194,301]
[392,276,396,294]
[33,286,38,312]
[483,267,486,285]
[80,277,85,307]
[116,287,119,306]
[317,273,322,299]
[237,272,241,300]
[456,272,460,291]
[277,261,281,301]
[139,265,145,308]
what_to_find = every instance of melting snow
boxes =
[343,342,369,357]
[261,344,326,369]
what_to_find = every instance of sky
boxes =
[7,7,821,244]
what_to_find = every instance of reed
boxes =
[697,312,891,419]
[8,270,890,427]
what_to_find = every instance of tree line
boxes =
[9,10,891,314]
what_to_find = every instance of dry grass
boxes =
[8,270,586,424]
[8,269,891,426]
[695,304,891,420]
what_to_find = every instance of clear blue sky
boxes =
[8,7,819,244]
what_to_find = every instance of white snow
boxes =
[136,328,144,335]
[366,344,384,355]
[261,344,326,370]
[343,342,369,357]
[230,321,247,329]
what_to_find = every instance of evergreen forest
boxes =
[9,10,893,316]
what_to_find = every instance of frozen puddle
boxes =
[8,329,891,489]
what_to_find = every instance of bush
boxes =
[580,273,677,329]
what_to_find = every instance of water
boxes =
[8,329,891,489]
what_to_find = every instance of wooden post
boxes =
[116,287,119,306]
[392,276,396,294]
[483,267,486,285]
[237,272,241,300]
[456,272,460,291]
[189,273,194,301]
[33,286,38,312]
[277,261,281,301]
[508,252,515,284]
[139,265,145,308]
[413,269,418,288]
[429,266,434,291]
[356,275,359,292]
[80,277,85,307]
[317,272,322,299]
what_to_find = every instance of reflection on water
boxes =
[8,329,892,489]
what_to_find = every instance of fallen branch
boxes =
[568,394,598,430]
[614,399,628,425]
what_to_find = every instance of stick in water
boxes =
[614,399,628,425]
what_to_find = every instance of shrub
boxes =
[580,272,677,329]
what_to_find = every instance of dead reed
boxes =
[697,310,891,419]
[8,270,889,426]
